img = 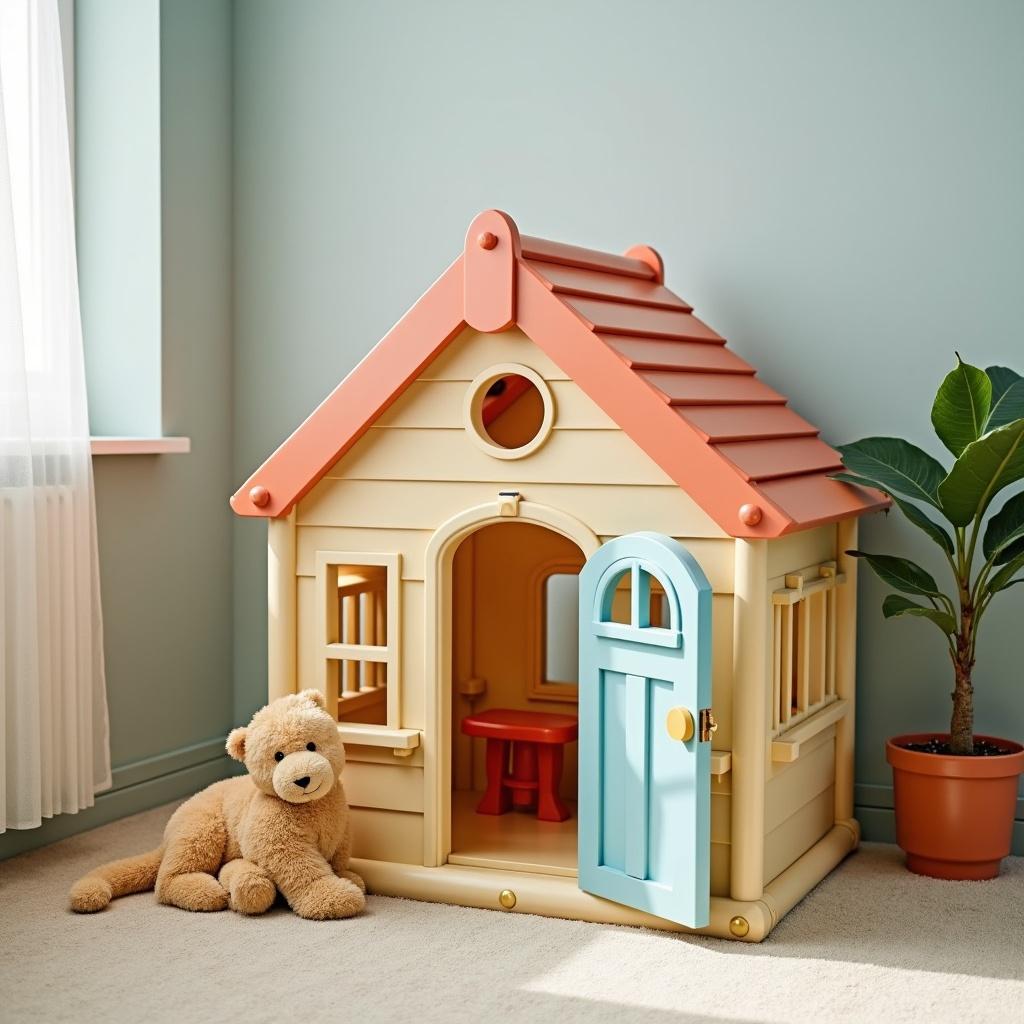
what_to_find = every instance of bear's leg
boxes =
[289,875,365,921]
[268,850,365,921]
[219,859,276,915]
[155,798,229,912]
[336,868,366,894]
[330,818,365,893]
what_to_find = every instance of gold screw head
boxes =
[499,889,517,909]
[729,915,750,938]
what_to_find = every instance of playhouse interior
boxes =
[444,512,673,878]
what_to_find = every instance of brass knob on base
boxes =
[666,707,695,742]
[729,915,750,938]
[499,889,517,909]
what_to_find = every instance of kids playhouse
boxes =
[231,210,888,941]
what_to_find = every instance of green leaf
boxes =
[931,356,991,457]
[986,366,1024,431]
[888,494,955,556]
[882,595,956,635]
[836,437,947,510]
[829,474,954,554]
[983,490,1024,564]
[937,419,1024,526]
[848,550,942,597]
[987,551,1024,594]
[829,471,881,490]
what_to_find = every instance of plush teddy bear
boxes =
[70,690,365,920]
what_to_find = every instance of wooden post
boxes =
[267,510,296,701]
[834,520,858,825]
[731,538,769,901]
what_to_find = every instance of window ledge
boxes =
[91,436,191,456]
[771,699,849,763]
[337,724,421,758]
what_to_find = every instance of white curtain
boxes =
[0,0,110,831]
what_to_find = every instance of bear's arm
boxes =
[329,815,365,893]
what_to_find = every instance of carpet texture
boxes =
[1,801,1022,1024]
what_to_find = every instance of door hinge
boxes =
[699,708,718,744]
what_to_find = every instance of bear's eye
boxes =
[274,751,284,762]
[306,742,316,752]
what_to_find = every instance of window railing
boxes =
[317,552,400,727]
[770,562,845,736]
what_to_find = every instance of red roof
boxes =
[231,211,887,537]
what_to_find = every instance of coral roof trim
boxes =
[231,211,888,535]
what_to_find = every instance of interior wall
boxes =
[231,0,1024,850]
[452,523,583,796]
[0,0,236,859]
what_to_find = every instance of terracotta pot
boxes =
[886,733,1024,880]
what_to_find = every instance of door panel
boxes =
[578,533,713,928]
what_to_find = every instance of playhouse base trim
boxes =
[352,820,858,942]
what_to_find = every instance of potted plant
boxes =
[834,356,1024,879]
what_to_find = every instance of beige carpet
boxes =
[1,802,1022,1024]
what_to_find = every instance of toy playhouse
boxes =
[232,211,888,941]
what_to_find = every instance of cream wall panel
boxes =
[296,526,431,579]
[298,480,724,538]
[376,379,617,430]
[710,842,729,897]
[350,808,424,864]
[763,785,835,884]
[401,580,425,730]
[296,575,318,692]
[345,762,424,813]
[764,736,835,834]
[330,427,675,487]
[419,326,570,381]
[767,525,836,578]
[710,790,731,845]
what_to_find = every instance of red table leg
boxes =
[509,741,538,811]
[536,743,570,822]
[476,738,511,815]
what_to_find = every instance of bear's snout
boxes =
[271,750,335,803]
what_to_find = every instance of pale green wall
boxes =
[0,0,236,858]
[76,0,163,437]
[232,0,1024,847]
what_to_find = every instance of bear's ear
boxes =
[226,727,248,762]
[298,689,327,710]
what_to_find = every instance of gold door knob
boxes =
[666,707,694,742]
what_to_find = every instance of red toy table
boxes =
[460,708,578,822]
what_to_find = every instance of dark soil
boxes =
[901,737,1014,757]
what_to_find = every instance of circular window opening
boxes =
[481,374,545,449]
[465,364,554,460]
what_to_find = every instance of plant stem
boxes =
[948,527,975,755]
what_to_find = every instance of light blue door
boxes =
[577,532,713,928]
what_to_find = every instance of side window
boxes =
[529,563,583,701]
[316,552,400,726]
[770,562,844,735]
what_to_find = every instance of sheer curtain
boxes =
[0,0,110,831]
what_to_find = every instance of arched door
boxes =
[577,533,713,928]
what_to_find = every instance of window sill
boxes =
[771,699,849,764]
[336,724,421,758]
[90,436,191,456]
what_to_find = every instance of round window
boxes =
[464,364,554,459]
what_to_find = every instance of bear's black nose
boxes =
[294,776,311,789]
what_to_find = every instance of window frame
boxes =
[769,560,845,738]
[527,558,584,703]
[315,550,401,728]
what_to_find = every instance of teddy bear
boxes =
[69,690,365,920]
